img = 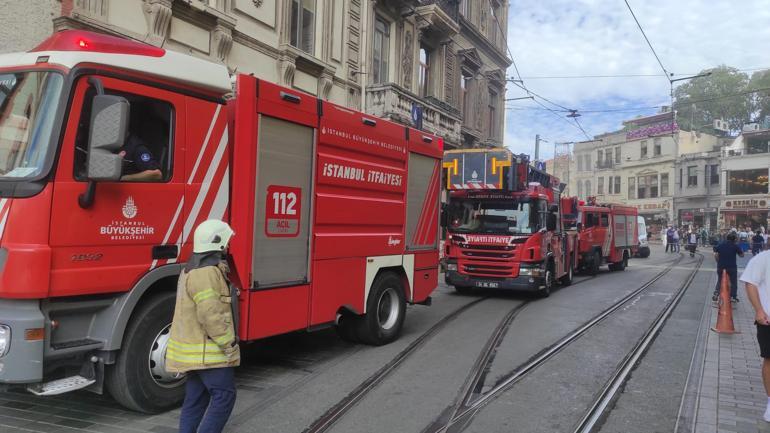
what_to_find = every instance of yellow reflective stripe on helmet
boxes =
[212,332,234,346]
[192,288,219,304]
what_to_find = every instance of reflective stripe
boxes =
[192,288,218,304]
[168,339,224,353]
[212,331,234,346]
[166,349,228,364]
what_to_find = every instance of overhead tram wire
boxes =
[623,0,670,81]
[486,0,594,141]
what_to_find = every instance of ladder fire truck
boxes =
[0,31,442,412]
[442,149,577,297]
[567,197,639,275]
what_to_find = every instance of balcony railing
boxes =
[367,83,462,147]
[595,160,614,169]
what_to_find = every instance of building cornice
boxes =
[458,17,510,68]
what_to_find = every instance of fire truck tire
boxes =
[105,292,184,413]
[589,251,601,276]
[454,285,474,295]
[356,273,406,346]
[560,260,574,286]
[539,263,554,298]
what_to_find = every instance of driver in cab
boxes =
[118,133,162,181]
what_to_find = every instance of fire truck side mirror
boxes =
[577,222,583,232]
[440,203,448,228]
[86,95,129,181]
[546,213,557,231]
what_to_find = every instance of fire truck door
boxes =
[49,76,186,297]
[252,115,313,288]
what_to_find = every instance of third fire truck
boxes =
[568,197,639,275]
[442,149,577,297]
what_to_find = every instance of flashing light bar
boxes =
[31,30,165,58]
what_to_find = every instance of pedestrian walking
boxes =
[672,228,680,253]
[713,232,744,303]
[700,226,709,247]
[753,231,766,256]
[687,230,698,257]
[166,220,239,433]
[741,249,770,422]
[665,226,674,253]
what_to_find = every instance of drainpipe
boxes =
[359,0,372,113]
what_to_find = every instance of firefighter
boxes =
[166,220,239,433]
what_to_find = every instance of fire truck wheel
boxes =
[589,251,601,276]
[106,292,184,413]
[539,264,554,298]
[356,273,406,346]
[559,260,573,286]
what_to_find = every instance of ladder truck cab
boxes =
[0,31,443,412]
[441,149,577,297]
[574,197,639,275]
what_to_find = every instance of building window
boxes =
[650,175,659,198]
[586,180,592,196]
[598,177,604,195]
[640,140,648,158]
[615,146,621,164]
[679,168,683,190]
[371,16,390,84]
[596,150,602,167]
[637,174,659,198]
[577,180,583,197]
[653,137,662,156]
[461,72,471,117]
[728,169,769,195]
[628,177,636,199]
[605,149,612,166]
[614,176,621,195]
[661,173,669,196]
[710,164,719,185]
[419,46,431,97]
[577,155,583,172]
[687,166,697,187]
[290,0,316,54]
[746,137,770,154]
[488,89,497,138]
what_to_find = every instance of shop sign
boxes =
[724,199,768,209]
[635,201,670,210]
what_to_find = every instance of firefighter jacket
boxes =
[166,263,240,372]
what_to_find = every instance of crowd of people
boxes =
[662,224,769,255]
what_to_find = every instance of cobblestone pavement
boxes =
[694,258,770,433]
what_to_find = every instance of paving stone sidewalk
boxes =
[694,262,770,433]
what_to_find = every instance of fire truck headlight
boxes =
[446,263,458,271]
[0,326,10,358]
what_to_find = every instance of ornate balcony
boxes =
[367,83,462,147]
[414,0,460,36]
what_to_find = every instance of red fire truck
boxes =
[0,31,442,412]
[572,198,639,275]
[442,149,577,297]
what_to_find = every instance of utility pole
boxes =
[535,134,541,162]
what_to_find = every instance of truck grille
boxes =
[457,245,518,278]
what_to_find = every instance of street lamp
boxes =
[505,96,534,102]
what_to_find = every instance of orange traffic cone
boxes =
[712,269,737,334]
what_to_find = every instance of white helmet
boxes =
[193,220,235,253]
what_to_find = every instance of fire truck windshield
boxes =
[0,71,64,179]
[447,198,543,235]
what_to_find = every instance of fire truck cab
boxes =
[0,31,442,412]
[574,198,639,275]
[441,150,577,297]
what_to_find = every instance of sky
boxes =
[503,0,770,160]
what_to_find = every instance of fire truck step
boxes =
[27,375,95,396]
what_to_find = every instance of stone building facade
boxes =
[569,110,719,240]
[4,0,510,149]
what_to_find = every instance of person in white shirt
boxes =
[742,250,770,422]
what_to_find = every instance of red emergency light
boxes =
[30,30,165,58]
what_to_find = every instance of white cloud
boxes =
[504,0,770,159]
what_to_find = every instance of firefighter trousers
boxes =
[179,367,236,433]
